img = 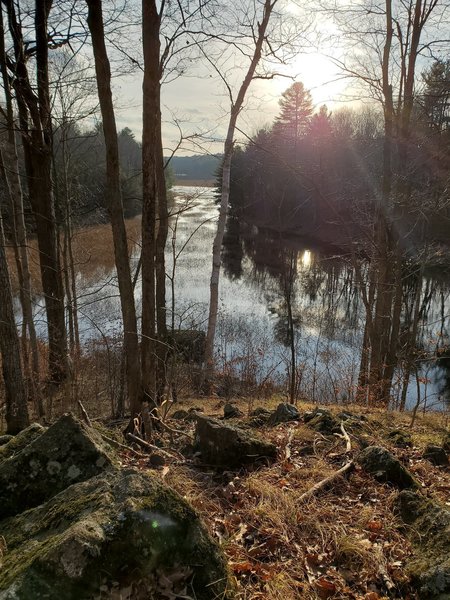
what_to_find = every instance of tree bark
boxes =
[86,0,141,415]
[0,208,29,434]
[4,0,68,383]
[141,0,165,406]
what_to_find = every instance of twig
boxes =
[156,415,194,442]
[126,433,184,461]
[100,433,147,458]
[77,399,92,428]
[298,461,355,503]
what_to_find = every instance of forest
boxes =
[0,0,450,599]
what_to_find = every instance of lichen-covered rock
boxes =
[396,490,450,599]
[304,407,340,434]
[0,423,45,463]
[195,415,276,467]
[268,403,300,426]
[0,469,230,600]
[387,429,413,448]
[357,445,418,489]
[0,414,113,519]
[423,444,449,466]
[223,403,243,419]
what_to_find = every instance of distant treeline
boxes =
[228,78,450,256]
[168,154,221,182]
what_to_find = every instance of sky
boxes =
[112,51,349,156]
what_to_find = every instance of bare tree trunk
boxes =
[0,3,40,391]
[4,0,68,383]
[0,209,29,434]
[141,0,163,407]
[203,0,278,388]
[155,128,168,399]
[86,0,141,416]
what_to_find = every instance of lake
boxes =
[22,186,450,410]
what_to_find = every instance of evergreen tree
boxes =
[309,104,333,141]
[273,82,313,147]
[422,60,450,131]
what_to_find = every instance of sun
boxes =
[272,52,348,109]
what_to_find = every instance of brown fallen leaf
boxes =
[315,577,337,599]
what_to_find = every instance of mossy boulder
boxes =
[304,407,340,434]
[0,423,46,463]
[195,415,277,467]
[423,444,449,466]
[357,445,418,489]
[268,403,300,426]
[396,490,450,599]
[223,403,243,419]
[386,429,413,448]
[0,414,114,519]
[0,468,230,600]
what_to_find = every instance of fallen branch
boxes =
[100,433,146,458]
[126,433,184,461]
[154,415,194,442]
[340,421,352,454]
[298,460,355,503]
[77,400,92,428]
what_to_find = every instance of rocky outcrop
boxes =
[0,414,113,520]
[0,414,230,600]
[357,445,418,489]
[195,415,277,467]
[0,469,229,600]
[396,490,450,599]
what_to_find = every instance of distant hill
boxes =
[167,154,222,183]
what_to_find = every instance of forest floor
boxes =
[102,397,450,600]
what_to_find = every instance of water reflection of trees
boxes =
[222,214,450,407]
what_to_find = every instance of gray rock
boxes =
[0,469,229,600]
[0,423,45,463]
[0,414,114,519]
[423,444,449,466]
[223,403,243,419]
[396,490,450,599]
[357,445,418,489]
[195,415,277,467]
[387,429,413,448]
[268,403,300,426]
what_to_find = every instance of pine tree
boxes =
[273,82,313,147]
[422,60,450,131]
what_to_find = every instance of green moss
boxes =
[0,469,231,600]
[0,424,45,463]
